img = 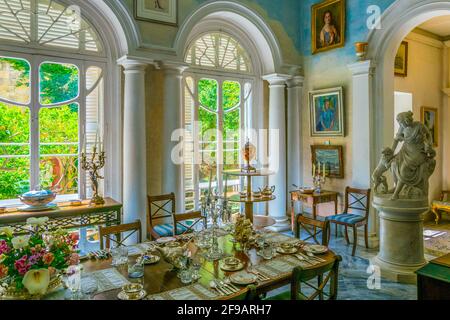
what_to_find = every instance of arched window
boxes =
[0,0,105,203]
[183,32,254,210]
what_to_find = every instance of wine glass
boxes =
[81,276,98,300]
[190,256,202,281]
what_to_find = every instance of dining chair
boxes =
[295,214,330,246]
[147,193,206,240]
[265,255,342,300]
[325,187,371,256]
[98,220,142,250]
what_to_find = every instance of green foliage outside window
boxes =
[0,58,79,200]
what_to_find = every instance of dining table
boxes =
[70,230,338,301]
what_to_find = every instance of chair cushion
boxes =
[326,214,365,225]
[153,220,196,237]
[264,291,291,301]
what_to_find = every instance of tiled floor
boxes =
[266,230,418,300]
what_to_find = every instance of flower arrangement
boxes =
[0,217,79,298]
[233,216,254,250]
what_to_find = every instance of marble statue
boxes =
[372,111,436,200]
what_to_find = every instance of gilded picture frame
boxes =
[309,87,345,137]
[421,106,438,147]
[394,41,408,77]
[134,0,178,27]
[311,0,346,54]
[311,145,344,179]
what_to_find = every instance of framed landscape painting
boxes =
[394,41,408,77]
[134,0,178,26]
[421,107,438,147]
[311,145,344,178]
[309,87,344,137]
[311,0,346,54]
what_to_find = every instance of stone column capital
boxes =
[161,61,189,77]
[444,40,450,48]
[286,76,305,89]
[262,73,291,87]
[347,60,376,76]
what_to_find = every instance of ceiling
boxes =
[418,16,450,38]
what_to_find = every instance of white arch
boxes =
[367,0,450,161]
[174,0,283,75]
[64,0,138,58]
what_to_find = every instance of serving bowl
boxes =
[19,190,56,207]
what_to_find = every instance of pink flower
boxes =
[0,240,10,255]
[14,255,31,275]
[42,253,54,265]
[28,254,40,265]
[69,253,79,266]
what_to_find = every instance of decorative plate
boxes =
[276,247,298,254]
[303,244,328,255]
[117,290,147,300]
[156,237,177,244]
[164,241,181,248]
[230,272,258,285]
[220,262,244,272]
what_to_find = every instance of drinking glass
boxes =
[81,275,98,300]
[65,265,82,300]
[128,261,145,279]
[180,269,193,284]
[119,246,129,265]
[262,241,274,260]
[190,257,202,281]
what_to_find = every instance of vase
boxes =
[0,274,62,300]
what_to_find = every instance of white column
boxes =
[263,74,291,232]
[118,58,148,237]
[348,60,378,248]
[286,76,304,192]
[162,62,188,213]
[442,42,450,189]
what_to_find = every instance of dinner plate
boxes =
[303,244,328,254]
[138,255,160,265]
[230,272,258,285]
[220,262,244,272]
[276,247,298,254]
[117,290,147,300]
[156,237,177,244]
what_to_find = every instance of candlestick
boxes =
[323,163,326,179]
[313,163,316,176]
[318,162,321,175]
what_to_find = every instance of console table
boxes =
[0,198,122,235]
[289,190,339,232]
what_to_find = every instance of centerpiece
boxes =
[0,218,79,300]
[232,215,254,251]
[312,162,327,193]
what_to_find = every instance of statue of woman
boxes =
[389,111,436,200]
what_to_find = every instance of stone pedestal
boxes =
[371,195,428,284]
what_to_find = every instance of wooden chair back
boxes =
[344,187,371,221]
[441,191,450,202]
[99,220,142,250]
[291,255,342,300]
[295,214,330,246]
[173,211,206,235]
[147,193,175,239]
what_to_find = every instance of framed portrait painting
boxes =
[134,0,178,26]
[311,145,344,179]
[395,41,408,77]
[421,107,438,147]
[309,87,344,137]
[312,0,346,54]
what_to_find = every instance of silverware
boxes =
[295,254,314,266]
[210,280,228,296]
[305,252,326,262]
[248,269,270,281]
[224,278,240,292]
[214,279,233,295]
[218,279,238,293]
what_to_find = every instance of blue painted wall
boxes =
[300,0,395,65]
